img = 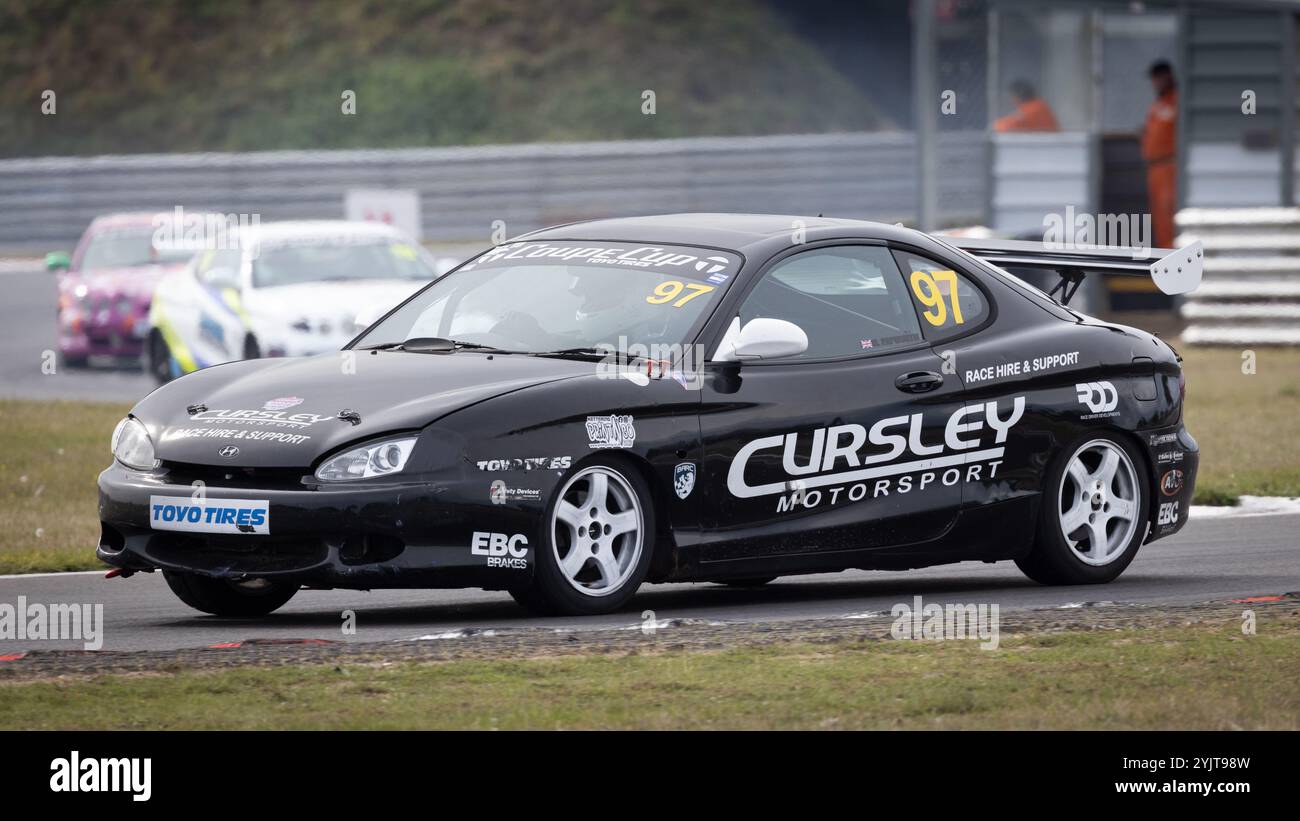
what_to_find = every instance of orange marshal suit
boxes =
[1142,90,1178,249]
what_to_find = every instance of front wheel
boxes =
[163,571,298,617]
[146,330,174,384]
[1016,434,1149,585]
[510,460,654,616]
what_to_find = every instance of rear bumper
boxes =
[1141,422,1199,543]
[96,463,538,590]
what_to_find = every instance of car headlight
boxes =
[111,417,158,470]
[315,436,417,482]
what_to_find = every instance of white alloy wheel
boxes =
[1058,438,1141,566]
[550,465,645,597]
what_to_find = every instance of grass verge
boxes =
[2,619,1297,729]
[1180,345,1300,503]
[0,400,128,574]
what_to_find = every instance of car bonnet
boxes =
[133,351,591,468]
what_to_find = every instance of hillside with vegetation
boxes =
[0,0,886,157]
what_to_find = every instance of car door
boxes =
[894,246,1085,515]
[183,248,247,369]
[694,242,968,563]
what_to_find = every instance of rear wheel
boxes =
[61,353,89,369]
[510,461,654,616]
[1016,435,1148,585]
[163,571,298,617]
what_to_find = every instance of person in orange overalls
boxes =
[993,80,1061,133]
[1142,61,1179,249]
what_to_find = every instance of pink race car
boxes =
[49,213,199,366]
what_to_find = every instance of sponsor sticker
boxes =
[262,396,304,411]
[1158,501,1180,527]
[476,456,572,472]
[1076,381,1120,419]
[463,241,740,281]
[729,397,1025,512]
[163,427,312,446]
[149,495,270,535]
[965,351,1080,385]
[471,531,529,569]
[1160,469,1184,497]
[489,480,542,505]
[586,414,636,449]
[189,408,331,429]
[674,463,696,500]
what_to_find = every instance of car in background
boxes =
[145,220,441,383]
[48,212,201,367]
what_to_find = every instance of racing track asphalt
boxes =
[0,512,1296,652]
[1,269,156,401]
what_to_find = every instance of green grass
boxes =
[0,400,128,574]
[0,344,1295,573]
[3,621,1298,729]
[0,0,883,158]
[1181,345,1300,504]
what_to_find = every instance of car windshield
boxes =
[251,240,436,288]
[81,230,195,270]
[352,240,741,354]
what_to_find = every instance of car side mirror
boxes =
[716,317,808,361]
[45,251,71,272]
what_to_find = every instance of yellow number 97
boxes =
[647,280,685,305]
[909,269,964,327]
[646,280,715,307]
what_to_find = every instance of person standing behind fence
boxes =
[1142,60,1178,249]
[993,80,1061,133]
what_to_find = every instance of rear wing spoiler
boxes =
[945,237,1203,305]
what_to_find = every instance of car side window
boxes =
[195,249,243,290]
[893,251,988,341]
[738,245,924,360]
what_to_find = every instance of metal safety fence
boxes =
[1178,207,1300,345]
[0,132,989,252]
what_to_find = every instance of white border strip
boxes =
[1189,496,1300,519]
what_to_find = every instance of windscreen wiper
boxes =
[530,347,611,360]
[357,338,513,353]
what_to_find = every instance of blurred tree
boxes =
[0,0,884,157]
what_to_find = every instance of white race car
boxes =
[146,221,445,382]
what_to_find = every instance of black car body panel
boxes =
[98,214,1199,594]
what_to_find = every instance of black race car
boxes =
[97,214,1202,616]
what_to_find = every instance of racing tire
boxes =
[510,459,655,616]
[163,571,299,617]
[147,330,174,384]
[715,576,777,587]
[1015,433,1149,585]
[243,334,261,360]
[60,353,89,369]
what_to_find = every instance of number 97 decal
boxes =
[909,269,964,327]
[646,280,715,308]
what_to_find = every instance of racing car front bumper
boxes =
[96,463,538,590]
